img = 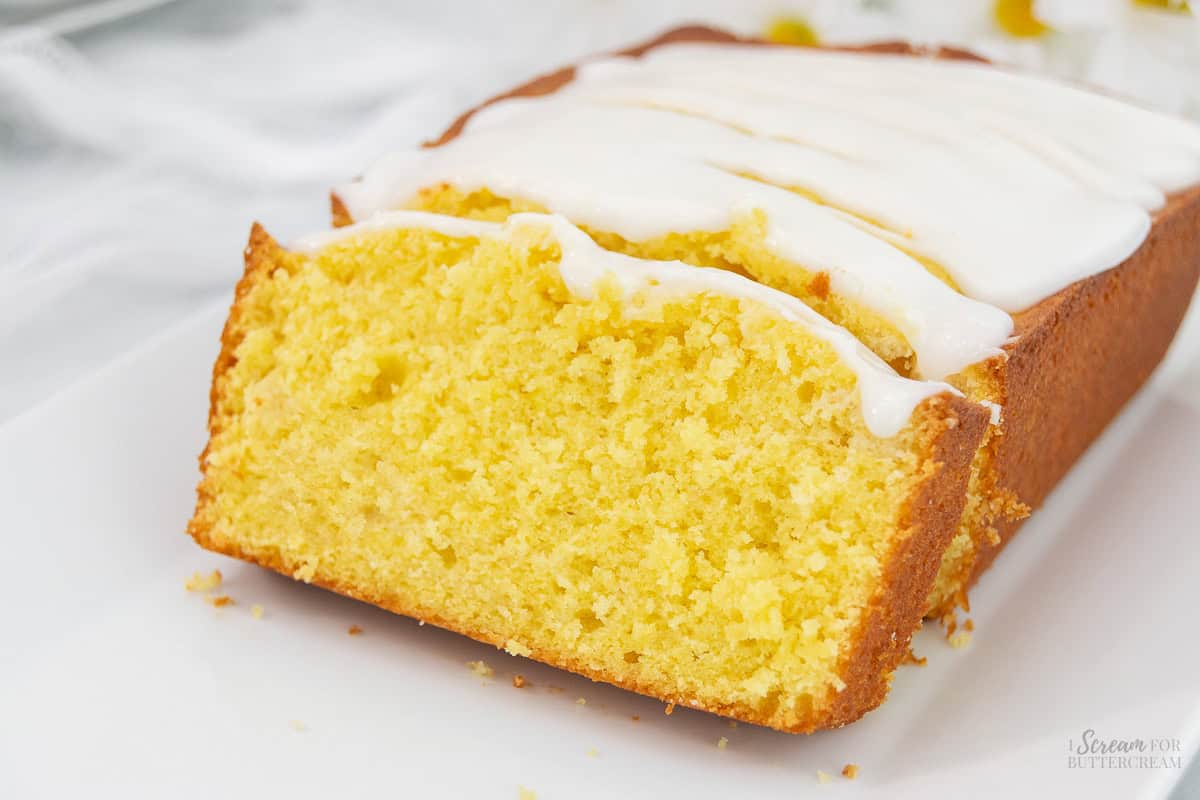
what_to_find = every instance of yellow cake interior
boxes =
[193,220,951,729]
[402,182,1017,618]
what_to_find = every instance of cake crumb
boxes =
[575,697,587,706]
[728,720,738,728]
[512,674,527,689]
[467,660,494,678]
[288,719,306,732]
[250,604,264,619]
[504,638,532,657]
[842,763,859,780]
[817,770,833,784]
[586,747,598,758]
[664,702,676,716]
[418,620,425,626]
[964,618,975,632]
[348,624,363,636]
[717,736,729,750]
[185,570,222,592]
[631,715,640,722]
[901,647,927,667]
[517,787,537,800]
[949,631,973,649]
[208,595,233,607]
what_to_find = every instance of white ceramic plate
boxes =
[3,298,1199,800]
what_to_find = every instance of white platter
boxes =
[2,298,1199,799]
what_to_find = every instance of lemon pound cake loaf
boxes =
[191,27,1200,733]
[191,212,987,732]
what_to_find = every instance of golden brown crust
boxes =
[817,395,987,730]
[189,222,282,528]
[970,184,1200,585]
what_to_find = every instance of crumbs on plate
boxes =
[949,631,973,649]
[467,660,494,679]
[184,569,222,592]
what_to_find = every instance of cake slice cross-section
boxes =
[190,211,986,732]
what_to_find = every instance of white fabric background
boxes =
[1,1,1198,793]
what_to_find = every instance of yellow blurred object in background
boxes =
[764,15,820,46]
[993,0,1051,37]
[1132,0,1192,12]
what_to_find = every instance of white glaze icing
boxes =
[291,210,955,437]
[338,42,1200,382]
